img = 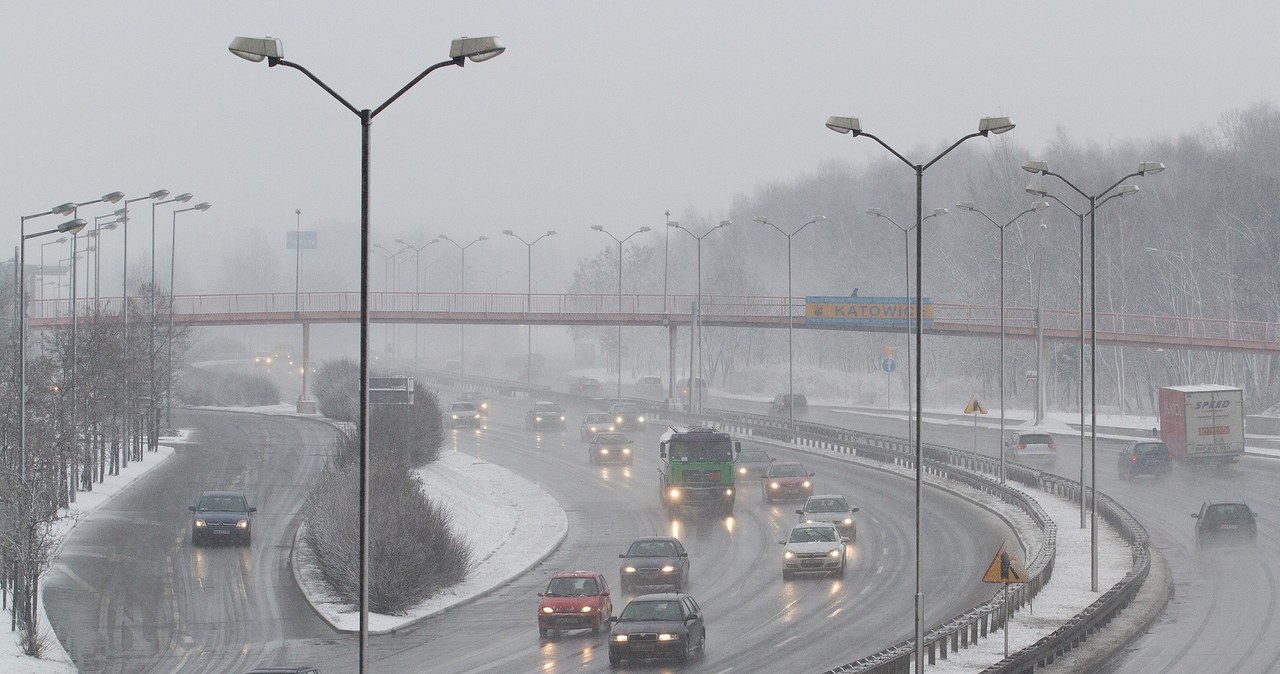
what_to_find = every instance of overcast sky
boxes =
[5,1,1278,298]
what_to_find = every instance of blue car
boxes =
[189,490,257,546]
[1116,441,1172,480]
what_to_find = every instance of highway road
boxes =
[44,397,1017,673]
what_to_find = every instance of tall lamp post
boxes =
[166,202,212,426]
[752,215,825,424]
[1023,159,1162,593]
[827,115,1014,673]
[502,229,556,386]
[667,220,730,413]
[955,200,1049,483]
[229,34,505,671]
[865,207,948,448]
[438,234,489,378]
[373,242,411,361]
[395,237,442,373]
[119,190,170,467]
[150,193,193,447]
[38,237,67,300]
[590,225,651,399]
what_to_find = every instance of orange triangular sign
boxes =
[982,542,1028,584]
[964,395,988,415]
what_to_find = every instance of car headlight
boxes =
[622,448,631,454]
[616,416,624,424]
[480,403,488,410]
[624,566,637,573]
[559,416,565,421]
[451,414,459,419]
[724,488,734,496]
[589,426,598,432]
[580,606,593,613]
[669,488,681,500]
[843,518,854,525]
[661,565,676,573]
[612,634,629,642]
[657,633,680,641]
[784,550,795,559]
[541,606,554,614]
[637,416,645,423]
[236,519,250,529]
[828,548,841,558]
[805,518,816,523]
[194,518,206,528]
[802,481,811,488]
[738,467,747,475]
[600,448,609,454]
[770,482,780,489]
[535,416,543,422]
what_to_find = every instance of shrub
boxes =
[178,367,280,406]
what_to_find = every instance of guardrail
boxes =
[416,374,1150,673]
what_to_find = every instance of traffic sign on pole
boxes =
[881,357,896,373]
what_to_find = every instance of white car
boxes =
[796,495,858,541]
[447,402,481,428]
[780,522,848,579]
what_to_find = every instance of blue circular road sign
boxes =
[882,357,897,373]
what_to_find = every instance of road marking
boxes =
[775,634,802,648]
[860,585,872,595]
[876,565,884,574]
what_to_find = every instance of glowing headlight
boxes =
[616,416,624,424]
[738,467,747,475]
[194,519,207,528]
[770,482,780,489]
[451,414,459,419]
[657,633,680,641]
[535,416,543,422]
[805,519,816,523]
[669,488,681,500]
[843,518,854,525]
[802,481,811,488]
[784,551,795,559]
[724,488,734,496]
[480,402,488,410]
[589,426,598,432]
[637,416,645,423]
[580,606,593,613]
[622,448,631,454]
[829,548,841,558]
[600,449,609,454]
[559,416,565,421]
[236,519,250,529]
[612,634,629,642]
[541,606,554,614]
[624,566,637,573]
[661,565,676,573]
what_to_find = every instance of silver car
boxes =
[796,495,858,541]
[1006,432,1056,464]
[780,522,848,579]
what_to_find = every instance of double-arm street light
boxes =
[119,190,170,467]
[438,234,489,379]
[865,207,948,448]
[38,237,67,300]
[667,220,730,413]
[591,225,651,399]
[395,237,442,373]
[1023,159,1162,593]
[752,215,825,424]
[166,202,212,426]
[149,193,193,447]
[827,114,1014,673]
[373,242,411,361]
[229,34,504,670]
[502,229,556,386]
[955,200,1049,484]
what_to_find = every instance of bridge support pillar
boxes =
[297,322,318,414]
[667,321,677,408]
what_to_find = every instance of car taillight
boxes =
[1131,455,1137,463]
[1017,443,1026,449]
[1048,443,1056,449]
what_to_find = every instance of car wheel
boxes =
[591,620,601,634]
[839,558,847,577]
[608,651,621,667]
[675,638,691,664]
[782,569,792,581]
[242,532,251,546]
[539,628,550,639]
[191,532,201,546]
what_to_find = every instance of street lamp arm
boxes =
[1097,171,1143,200]
[922,131,986,172]
[854,131,916,170]
[372,58,462,118]
[269,58,362,117]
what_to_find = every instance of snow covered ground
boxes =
[3,401,1154,673]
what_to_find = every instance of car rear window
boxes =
[1020,434,1053,444]
[1206,504,1252,522]
[1133,442,1169,456]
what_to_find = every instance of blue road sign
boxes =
[882,358,896,373]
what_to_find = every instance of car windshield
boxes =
[451,403,476,412]
[595,433,629,444]
[770,463,807,477]
[789,526,838,543]
[667,438,733,463]
[533,403,562,414]
[1020,434,1052,444]
[585,414,611,423]
[625,540,676,557]
[545,576,599,596]
[618,600,682,622]
[1133,442,1169,456]
[806,498,849,513]
[198,495,247,512]
[738,450,770,463]
[610,404,638,414]
[1205,504,1251,522]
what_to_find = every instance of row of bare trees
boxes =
[0,270,189,654]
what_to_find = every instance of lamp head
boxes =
[1022,160,1049,175]
[229,36,283,63]
[102,191,125,204]
[501,230,514,236]
[450,36,505,63]
[639,226,652,233]
[395,238,411,245]
[193,202,212,211]
[438,234,452,241]
[865,208,883,217]
[751,216,769,224]
[546,230,557,236]
[590,225,604,232]
[1116,184,1139,195]
[978,117,1016,135]
[1031,201,1050,211]
[666,221,680,228]
[113,208,126,216]
[173,193,193,203]
[1025,183,1049,196]
[478,235,489,241]
[102,223,119,231]
[1138,161,1165,176]
[54,237,67,244]
[955,201,977,212]
[52,202,78,216]
[149,189,170,200]
[811,215,827,223]
[718,219,732,228]
[931,208,949,217]
[58,219,88,235]
[825,116,862,136]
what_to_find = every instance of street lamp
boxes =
[752,215,825,424]
[1023,159,1160,593]
[438,234,489,378]
[865,207,947,448]
[955,200,1049,484]
[119,190,169,468]
[149,193,193,449]
[395,237,442,373]
[502,229,556,386]
[230,34,504,670]
[663,211,679,401]
[166,202,212,427]
[667,220,730,412]
[373,242,411,361]
[827,114,1013,674]
[38,237,67,300]
[590,225,651,399]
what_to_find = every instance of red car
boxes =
[537,571,612,638]
[761,461,815,503]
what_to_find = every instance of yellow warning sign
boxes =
[883,346,897,359]
[982,542,1028,584]
[964,395,988,415]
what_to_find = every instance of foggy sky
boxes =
[5,1,1278,303]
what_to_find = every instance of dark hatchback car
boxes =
[1193,501,1258,548]
[609,593,706,666]
[618,536,690,593]
[190,491,257,546]
[1117,440,1173,480]
[589,432,634,465]
[769,393,808,416]
[526,401,567,430]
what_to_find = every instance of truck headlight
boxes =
[580,606,593,613]
[637,416,645,423]
[622,448,631,454]
[616,416,624,424]
[724,488,734,496]
[669,488,681,500]
[770,482,780,490]
[600,449,609,454]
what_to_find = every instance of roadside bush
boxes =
[178,366,280,406]
[313,359,445,468]
[313,359,358,422]
[302,461,470,615]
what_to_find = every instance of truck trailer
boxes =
[1158,385,1245,466]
